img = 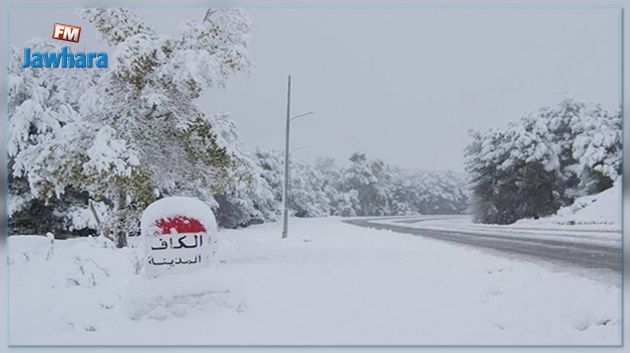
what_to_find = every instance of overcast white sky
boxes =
[9,6,621,171]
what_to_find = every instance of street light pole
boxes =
[282,75,291,239]
[281,75,314,239]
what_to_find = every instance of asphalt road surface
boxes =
[344,216,622,273]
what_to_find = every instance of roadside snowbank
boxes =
[516,180,622,227]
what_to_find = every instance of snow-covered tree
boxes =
[211,114,279,228]
[8,8,252,246]
[288,161,332,217]
[571,105,622,195]
[8,37,100,237]
[339,153,390,216]
[465,97,621,224]
[254,149,332,218]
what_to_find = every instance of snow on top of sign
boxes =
[141,197,217,236]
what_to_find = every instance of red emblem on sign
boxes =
[155,216,206,235]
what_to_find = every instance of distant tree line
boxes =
[464,97,622,224]
[251,150,468,223]
[10,146,469,236]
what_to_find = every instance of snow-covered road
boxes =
[345,216,622,272]
[8,217,621,346]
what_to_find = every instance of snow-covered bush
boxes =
[465,97,621,224]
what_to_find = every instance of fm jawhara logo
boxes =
[21,22,108,69]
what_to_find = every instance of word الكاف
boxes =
[150,234,204,251]
[22,47,108,68]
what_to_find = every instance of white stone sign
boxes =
[140,197,217,278]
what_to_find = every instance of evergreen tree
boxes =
[8,8,252,246]
[465,97,621,224]
[211,114,279,228]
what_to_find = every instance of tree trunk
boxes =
[113,185,128,248]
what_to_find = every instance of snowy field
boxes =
[8,217,621,346]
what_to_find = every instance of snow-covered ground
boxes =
[516,179,622,228]
[8,217,621,346]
